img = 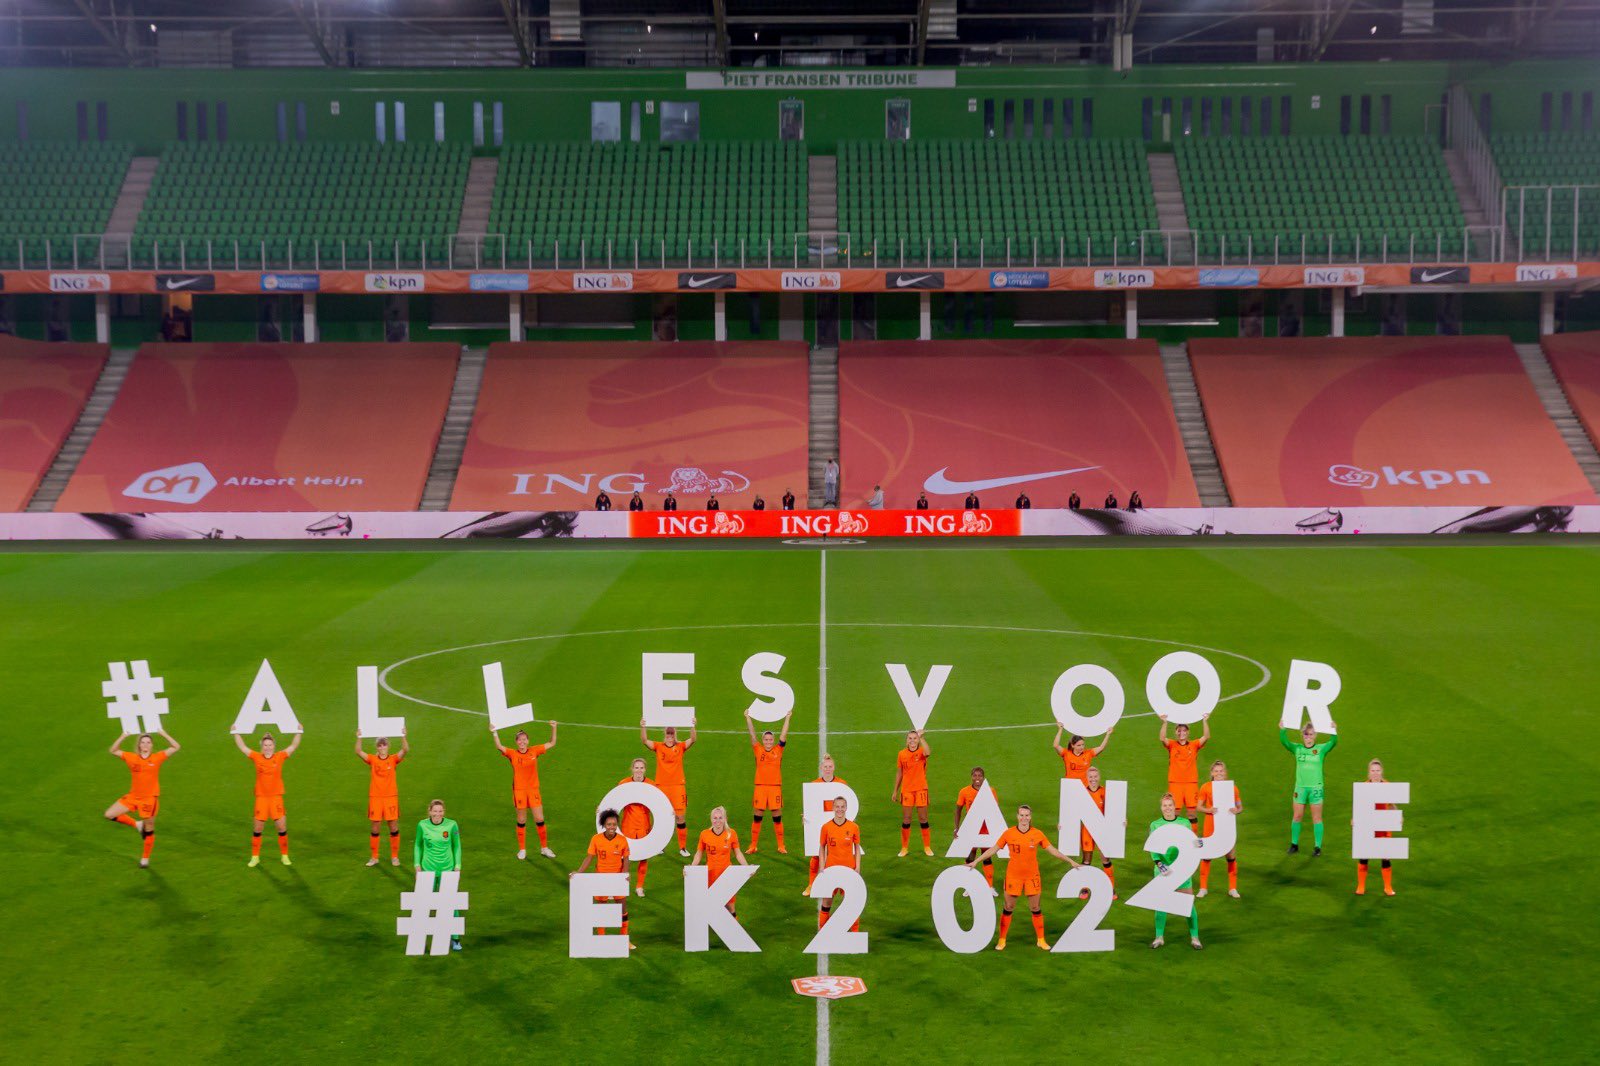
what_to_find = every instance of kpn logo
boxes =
[123,462,217,505]
[1327,463,1490,490]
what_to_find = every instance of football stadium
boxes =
[5,2,1600,1062]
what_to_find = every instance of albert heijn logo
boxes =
[123,461,217,505]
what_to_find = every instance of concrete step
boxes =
[103,156,160,249]
[419,346,489,511]
[456,157,499,242]
[807,344,840,507]
[1514,341,1600,495]
[1159,343,1231,507]
[28,346,138,511]
[1147,152,1191,234]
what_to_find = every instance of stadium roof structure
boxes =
[2,0,1597,69]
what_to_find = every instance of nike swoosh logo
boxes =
[924,465,1100,494]
[895,275,934,287]
[1418,270,1456,282]
[686,275,730,289]
[163,278,203,289]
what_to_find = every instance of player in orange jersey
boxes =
[357,726,409,867]
[1158,712,1211,825]
[641,717,697,856]
[810,797,864,931]
[234,728,302,867]
[954,766,1000,894]
[1073,765,1123,900]
[618,757,656,897]
[744,711,791,854]
[105,730,180,868]
[571,808,634,950]
[1354,758,1397,897]
[892,730,934,856]
[969,804,1080,951]
[490,720,558,860]
[806,754,848,894]
[1197,759,1243,899]
[1053,722,1115,782]
[690,805,750,919]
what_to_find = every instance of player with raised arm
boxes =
[618,758,655,897]
[414,798,464,952]
[954,766,999,893]
[1158,713,1210,826]
[893,730,934,857]
[1148,792,1201,950]
[1074,764,1122,899]
[745,711,791,854]
[235,728,301,867]
[642,718,697,856]
[806,755,848,895]
[572,808,632,949]
[690,805,749,919]
[105,730,180,868]
[1281,718,1338,855]
[490,721,558,859]
[1054,723,1114,783]
[1355,758,1396,896]
[969,804,1080,951]
[810,797,863,931]
[1197,759,1242,898]
[357,727,409,867]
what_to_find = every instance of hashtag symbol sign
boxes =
[398,870,469,956]
[102,661,169,733]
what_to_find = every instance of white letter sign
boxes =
[1352,781,1410,860]
[884,663,951,731]
[741,652,795,723]
[643,652,695,728]
[683,864,761,952]
[482,661,534,731]
[230,659,303,735]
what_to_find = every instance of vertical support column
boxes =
[1331,287,1346,337]
[1539,290,1556,336]
[94,292,110,344]
[919,292,932,340]
[302,293,318,343]
[1125,290,1138,339]
[509,293,523,340]
[714,291,727,341]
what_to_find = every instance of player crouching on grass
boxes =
[691,806,749,922]
[357,727,408,867]
[1355,758,1396,897]
[1197,759,1242,899]
[572,808,633,950]
[105,730,180,868]
[414,799,463,952]
[619,758,655,897]
[968,805,1080,951]
[235,728,301,867]
[1149,793,1201,950]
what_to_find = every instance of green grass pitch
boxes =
[6,540,1599,1064]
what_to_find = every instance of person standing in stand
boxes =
[663,492,678,511]
[867,485,885,509]
[752,493,766,511]
[782,488,797,510]
[1014,492,1032,509]
[964,491,980,510]
[628,491,644,511]
[916,492,930,510]
[594,491,613,511]
[707,495,720,511]
[1128,490,1144,511]
[1068,491,1081,511]
[823,459,840,507]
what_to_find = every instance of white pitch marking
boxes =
[816,549,830,1066]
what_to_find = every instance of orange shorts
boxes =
[368,797,400,821]
[660,785,687,816]
[1375,830,1392,839]
[254,796,286,821]
[1169,781,1200,809]
[119,795,158,819]
[753,785,783,810]
[1004,873,1043,898]
[899,789,930,808]
[513,789,543,810]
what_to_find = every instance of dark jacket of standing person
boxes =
[752,495,766,511]
[781,489,796,510]
[1128,490,1143,512]
[916,493,930,510]
[707,495,720,511]
[1104,493,1118,509]
[594,492,612,511]
[663,493,678,511]
[964,492,980,510]
[1068,492,1081,511]
[628,492,644,512]
[1014,492,1031,509]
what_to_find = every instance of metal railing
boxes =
[1447,83,1505,230]
[1500,185,1600,263]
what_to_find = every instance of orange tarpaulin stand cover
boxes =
[0,337,107,511]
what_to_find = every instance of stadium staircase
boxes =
[1160,343,1231,506]
[1514,342,1600,495]
[1147,152,1193,262]
[102,156,158,256]
[419,345,488,511]
[808,155,838,259]
[26,347,137,512]
[454,157,498,265]
[808,345,840,507]
[1441,149,1495,260]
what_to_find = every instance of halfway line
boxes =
[816,548,830,1066]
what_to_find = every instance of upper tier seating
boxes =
[0,143,130,268]
[1490,133,1600,258]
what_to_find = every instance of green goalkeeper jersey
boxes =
[414,817,462,872]
[1280,729,1338,788]
[1147,816,1189,866]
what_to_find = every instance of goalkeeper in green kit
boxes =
[1149,793,1201,950]
[415,799,464,952]
[1281,720,1338,856]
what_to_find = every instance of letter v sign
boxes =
[885,663,951,730]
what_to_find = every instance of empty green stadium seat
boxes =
[1489,133,1600,259]
[0,143,131,269]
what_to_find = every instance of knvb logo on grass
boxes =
[573,272,634,291]
[261,273,320,292]
[781,271,841,290]
[470,272,530,292]
[1092,268,1153,289]
[1515,264,1578,282]
[989,270,1050,289]
[123,462,217,505]
[1328,463,1490,490]
[365,272,424,293]
[49,272,111,292]
[1198,268,1260,287]
[1303,267,1365,287]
